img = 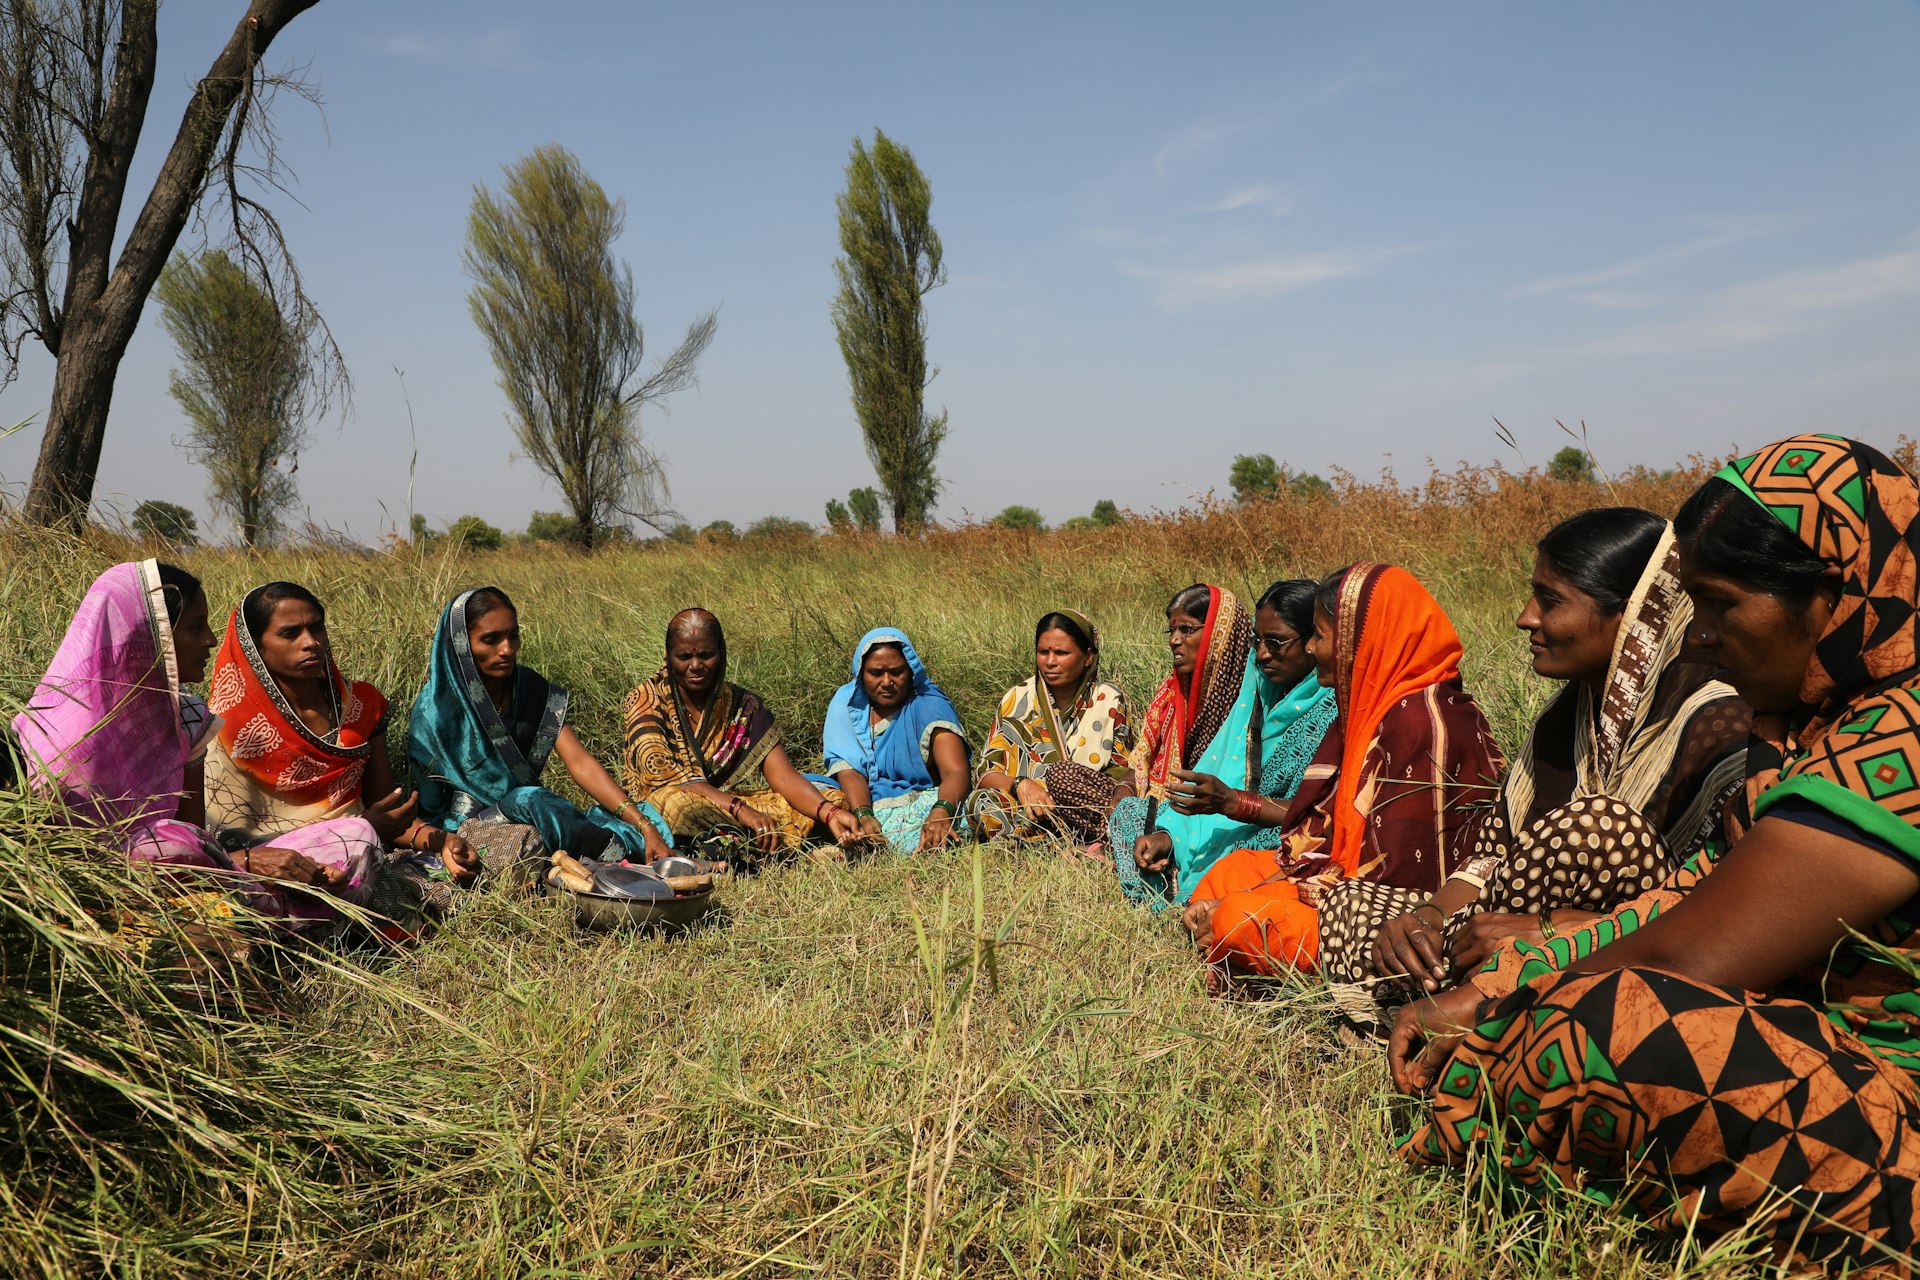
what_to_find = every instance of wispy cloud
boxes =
[372,26,529,71]
[1509,216,1785,299]
[1125,247,1413,309]
[1205,184,1294,216]
[1590,238,1920,355]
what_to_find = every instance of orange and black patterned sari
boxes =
[1403,435,1920,1274]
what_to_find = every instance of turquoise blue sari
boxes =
[1112,661,1335,909]
[407,588,671,861]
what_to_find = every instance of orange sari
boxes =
[1194,564,1502,973]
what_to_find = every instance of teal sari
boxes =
[407,588,670,861]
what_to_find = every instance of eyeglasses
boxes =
[1165,623,1204,640]
[1255,634,1302,653]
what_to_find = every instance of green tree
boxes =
[465,144,717,548]
[409,514,439,548]
[526,510,583,545]
[701,520,737,542]
[824,498,852,533]
[1229,453,1282,503]
[445,515,505,551]
[131,499,196,546]
[746,515,813,540]
[993,504,1047,532]
[1548,446,1597,484]
[847,486,884,533]
[831,130,948,532]
[1289,472,1331,499]
[1060,515,1095,532]
[154,251,316,546]
[663,521,696,545]
[5,0,339,530]
[1090,498,1122,527]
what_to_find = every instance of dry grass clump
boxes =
[0,464,1827,1277]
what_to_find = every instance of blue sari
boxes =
[806,627,971,852]
[407,588,671,861]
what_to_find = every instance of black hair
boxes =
[243,581,325,643]
[1533,507,1667,615]
[861,639,906,671]
[1254,579,1317,638]
[463,586,517,629]
[1033,611,1094,652]
[155,562,203,625]
[1166,583,1211,620]
[1313,566,1353,622]
[666,607,724,651]
[1674,477,1832,602]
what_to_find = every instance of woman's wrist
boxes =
[1230,791,1264,823]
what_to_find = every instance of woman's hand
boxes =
[733,803,782,856]
[1133,830,1173,875]
[1166,769,1234,816]
[1387,982,1485,1095]
[1182,895,1221,943]
[1014,778,1054,821]
[241,845,348,893]
[635,817,673,863]
[825,806,865,847]
[1373,904,1452,991]
[1450,912,1546,974]
[916,807,957,854]
[364,787,420,843]
[438,832,480,886]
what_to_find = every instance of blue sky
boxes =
[2,1,1916,541]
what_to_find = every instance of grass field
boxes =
[0,465,1814,1278]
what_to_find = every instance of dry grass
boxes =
[0,462,1827,1278]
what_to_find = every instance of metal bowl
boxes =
[651,855,705,880]
[543,862,718,933]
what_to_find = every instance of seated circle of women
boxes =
[406,586,674,902]
[1322,508,1751,1007]
[967,609,1134,845]
[1394,434,1920,1271]
[804,627,972,855]
[12,562,377,935]
[623,608,866,859]
[1108,582,1339,910]
[1182,563,1506,977]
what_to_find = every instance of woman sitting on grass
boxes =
[967,609,1134,846]
[407,587,673,897]
[1182,564,1503,977]
[806,627,971,855]
[1109,582,1337,909]
[13,561,378,934]
[203,581,462,929]
[1393,434,1920,1272]
[1319,508,1749,1003]
[623,608,865,860]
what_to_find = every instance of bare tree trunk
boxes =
[21,0,322,528]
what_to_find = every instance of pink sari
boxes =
[10,561,376,930]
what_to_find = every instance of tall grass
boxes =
[0,464,1822,1277]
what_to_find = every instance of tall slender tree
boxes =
[831,130,947,532]
[154,250,312,545]
[464,144,716,549]
[2,0,341,528]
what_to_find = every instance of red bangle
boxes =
[816,798,838,825]
[1232,792,1265,823]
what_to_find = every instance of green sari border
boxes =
[1754,773,1920,863]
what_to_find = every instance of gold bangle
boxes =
[1538,911,1558,941]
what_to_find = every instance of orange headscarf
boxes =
[1320,563,1465,876]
